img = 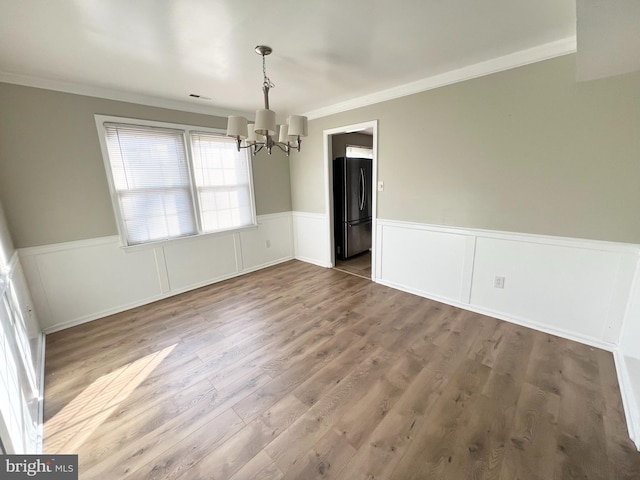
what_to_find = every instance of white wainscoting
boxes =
[375,219,640,350]
[292,211,332,268]
[614,352,640,450]
[20,213,293,333]
[0,253,45,453]
[616,263,640,450]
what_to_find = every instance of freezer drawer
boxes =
[337,219,372,260]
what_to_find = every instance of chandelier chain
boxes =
[262,55,275,89]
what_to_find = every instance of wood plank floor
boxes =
[43,260,640,479]
[334,251,371,279]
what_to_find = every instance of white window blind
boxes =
[190,133,254,233]
[104,123,197,245]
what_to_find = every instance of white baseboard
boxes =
[613,351,640,451]
[41,255,294,334]
[377,277,616,352]
[294,255,332,269]
[40,293,165,334]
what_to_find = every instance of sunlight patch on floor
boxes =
[44,344,176,454]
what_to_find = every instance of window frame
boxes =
[95,115,257,250]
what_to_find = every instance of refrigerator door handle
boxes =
[360,167,365,211]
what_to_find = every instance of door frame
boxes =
[322,120,378,280]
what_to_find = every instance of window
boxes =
[96,116,256,247]
[346,145,373,159]
[190,132,254,233]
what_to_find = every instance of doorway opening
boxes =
[323,121,378,280]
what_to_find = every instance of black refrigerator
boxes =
[333,157,372,260]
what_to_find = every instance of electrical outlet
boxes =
[494,276,505,289]
[266,239,271,248]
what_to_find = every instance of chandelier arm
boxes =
[234,139,264,152]
[272,142,291,157]
[253,144,265,155]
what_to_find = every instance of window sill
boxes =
[119,223,259,253]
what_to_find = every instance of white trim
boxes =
[26,220,631,263]
[36,333,46,453]
[293,255,332,269]
[460,236,477,304]
[613,350,640,450]
[304,37,577,119]
[19,236,121,257]
[119,223,260,253]
[0,251,19,297]
[0,70,252,118]
[153,246,171,294]
[290,211,326,220]
[322,120,379,279]
[18,213,292,258]
[234,231,244,272]
[376,218,640,255]
[256,212,294,222]
[0,254,46,453]
[377,276,617,352]
[0,252,20,454]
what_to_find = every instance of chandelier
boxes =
[227,45,308,156]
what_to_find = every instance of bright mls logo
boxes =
[1,455,78,479]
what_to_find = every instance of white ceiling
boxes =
[0,1,577,120]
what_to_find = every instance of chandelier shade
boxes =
[227,116,248,138]
[288,115,308,137]
[226,45,308,156]
[254,109,277,136]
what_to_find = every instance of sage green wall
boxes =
[0,199,15,269]
[292,54,640,244]
[0,83,291,248]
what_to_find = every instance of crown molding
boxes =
[0,36,577,122]
[303,36,577,120]
[0,71,252,118]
